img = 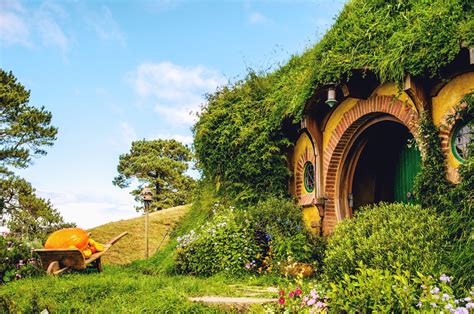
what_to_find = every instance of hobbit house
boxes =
[193,0,474,239]
[289,49,474,235]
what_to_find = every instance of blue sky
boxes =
[1,0,344,228]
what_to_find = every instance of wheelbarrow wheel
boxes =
[46,261,60,275]
[95,258,103,273]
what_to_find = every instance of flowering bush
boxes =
[0,235,43,283]
[327,264,474,313]
[247,197,325,274]
[175,197,324,276]
[266,266,474,313]
[175,203,260,275]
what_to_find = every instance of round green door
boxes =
[394,140,421,203]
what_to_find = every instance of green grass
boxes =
[0,266,281,312]
[0,193,282,312]
[88,205,190,265]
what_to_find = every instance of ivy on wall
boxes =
[194,0,473,202]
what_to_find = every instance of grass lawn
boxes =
[0,265,281,312]
[88,205,190,265]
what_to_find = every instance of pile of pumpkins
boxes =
[44,228,105,258]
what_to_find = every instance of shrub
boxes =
[248,197,325,271]
[0,236,43,283]
[326,264,474,313]
[323,203,449,282]
[175,203,260,276]
[174,196,325,276]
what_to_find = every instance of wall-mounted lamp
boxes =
[325,84,338,108]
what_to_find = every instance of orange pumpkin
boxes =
[44,228,90,251]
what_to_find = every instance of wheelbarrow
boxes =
[35,232,128,276]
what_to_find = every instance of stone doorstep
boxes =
[189,296,278,305]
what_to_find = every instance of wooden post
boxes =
[145,203,149,259]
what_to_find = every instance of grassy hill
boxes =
[88,204,190,265]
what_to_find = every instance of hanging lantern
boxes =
[325,85,338,108]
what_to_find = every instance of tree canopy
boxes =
[0,68,70,239]
[113,139,195,211]
[0,69,58,173]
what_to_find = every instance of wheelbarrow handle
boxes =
[107,231,128,245]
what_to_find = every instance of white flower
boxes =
[440,274,451,283]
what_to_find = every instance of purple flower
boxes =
[464,297,472,302]
[245,263,251,269]
[416,301,423,308]
[440,274,451,283]
[442,293,451,301]
[307,298,316,306]
[430,302,437,308]
[454,307,468,314]
[430,287,440,294]
[465,303,474,309]
[445,304,453,310]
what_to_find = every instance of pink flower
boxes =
[279,290,285,296]
[295,288,302,296]
[289,291,295,298]
[279,297,285,305]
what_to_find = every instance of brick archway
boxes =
[322,96,419,233]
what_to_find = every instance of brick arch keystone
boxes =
[322,96,419,233]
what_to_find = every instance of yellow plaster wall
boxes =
[323,83,415,151]
[323,98,358,150]
[370,82,416,111]
[293,132,320,235]
[303,206,320,235]
[432,72,474,169]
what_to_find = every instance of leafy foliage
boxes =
[0,236,43,284]
[323,203,449,282]
[0,69,58,172]
[326,265,473,313]
[194,0,472,200]
[0,175,73,241]
[113,139,195,211]
[174,194,323,276]
[175,204,259,276]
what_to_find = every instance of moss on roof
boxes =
[194,0,473,201]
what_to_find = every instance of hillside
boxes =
[88,205,190,265]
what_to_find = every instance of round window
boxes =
[303,161,315,193]
[451,120,473,162]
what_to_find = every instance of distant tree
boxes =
[0,69,58,173]
[0,175,74,240]
[0,69,70,239]
[113,139,196,211]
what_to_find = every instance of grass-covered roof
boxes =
[193,0,473,202]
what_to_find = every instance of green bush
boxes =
[323,203,449,281]
[174,196,325,276]
[248,197,325,269]
[0,236,43,283]
[175,203,260,276]
[326,264,474,313]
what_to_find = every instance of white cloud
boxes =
[120,122,137,145]
[37,17,69,52]
[37,187,138,229]
[150,132,193,145]
[0,0,71,53]
[127,62,225,125]
[248,12,272,25]
[85,5,126,46]
[0,0,31,47]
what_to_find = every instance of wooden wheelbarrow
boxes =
[35,232,128,276]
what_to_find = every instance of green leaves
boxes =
[113,139,195,211]
[0,69,58,170]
